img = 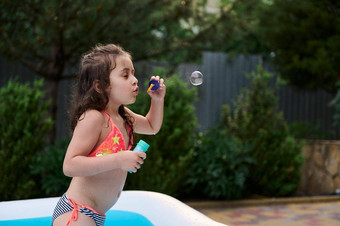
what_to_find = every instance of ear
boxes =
[93,80,101,93]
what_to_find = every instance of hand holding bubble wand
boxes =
[147,79,161,92]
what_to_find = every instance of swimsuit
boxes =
[88,111,133,157]
[52,194,105,226]
[52,111,133,225]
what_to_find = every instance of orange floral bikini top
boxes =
[88,111,133,157]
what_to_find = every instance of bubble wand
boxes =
[147,84,155,92]
[147,79,160,92]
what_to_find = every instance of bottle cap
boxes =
[137,140,150,151]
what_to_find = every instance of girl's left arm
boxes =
[127,76,166,135]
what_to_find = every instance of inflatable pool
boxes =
[0,190,226,225]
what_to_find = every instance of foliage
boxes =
[201,0,268,55]
[187,128,254,199]
[288,121,330,140]
[0,79,53,200]
[0,0,272,73]
[0,0,210,65]
[0,0,212,141]
[0,0,275,142]
[221,67,304,197]
[125,72,198,197]
[0,0,272,74]
[31,138,71,197]
[258,0,340,94]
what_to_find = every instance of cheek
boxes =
[109,88,120,99]
[108,85,128,101]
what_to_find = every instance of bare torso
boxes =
[65,111,130,214]
[66,169,127,213]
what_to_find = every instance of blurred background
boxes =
[0,0,339,202]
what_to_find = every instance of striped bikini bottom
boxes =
[52,194,106,226]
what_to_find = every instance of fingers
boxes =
[135,163,141,170]
[138,158,144,165]
[149,76,165,92]
[138,152,146,160]
[130,152,146,173]
[160,78,164,87]
[150,76,164,84]
[131,163,141,173]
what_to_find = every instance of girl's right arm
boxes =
[63,110,145,177]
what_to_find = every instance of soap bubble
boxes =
[190,71,203,86]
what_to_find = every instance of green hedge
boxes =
[0,79,53,200]
[187,128,254,199]
[221,67,304,197]
[31,138,71,197]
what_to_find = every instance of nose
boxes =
[132,75,138,85]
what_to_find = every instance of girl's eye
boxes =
[124,74,129,78]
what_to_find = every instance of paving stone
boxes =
[192,200,340,226]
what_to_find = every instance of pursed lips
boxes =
[134,86,139,95]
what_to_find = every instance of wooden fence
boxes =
[179,52,336,140]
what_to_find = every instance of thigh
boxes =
[53,211,96,226]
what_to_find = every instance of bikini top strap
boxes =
[102,110,114,128]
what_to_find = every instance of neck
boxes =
[105,105,122,118]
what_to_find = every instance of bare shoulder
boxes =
[83,109,105,122]
[66,110,106,159]
[76,109,106,130]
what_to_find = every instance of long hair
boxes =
[69,44,134,146]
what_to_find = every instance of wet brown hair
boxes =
[69,44,134,146]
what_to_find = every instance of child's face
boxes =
[107,55,138,107]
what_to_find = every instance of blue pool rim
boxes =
[0,210,154,226]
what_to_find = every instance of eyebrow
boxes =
[121,68,135,73]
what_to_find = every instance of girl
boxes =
[52,44,166,226]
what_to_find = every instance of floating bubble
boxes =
[190,71,203,86]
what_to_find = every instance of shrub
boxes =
[0,79,53,200]
[221,67,304,197]
[31,138,71,197]
[187,128,254,199]
[125,72,198,197]
[287,121,329,140]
